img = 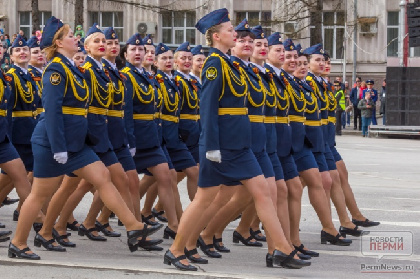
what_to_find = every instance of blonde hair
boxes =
[205,24,223,47]
[84,32,103,54]
[173,51,180,70]
[43,24,71,61]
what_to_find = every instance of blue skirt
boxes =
[134,146,168,174]
[114,146,136,172]
[162,145,174,170]
[0,139,20,165]
[33,143,99,178]
[15,144,33,171]
[198,147,263,188]
[167,146,197,172]
[278,153,299,181]
[254,150,274,178]
[269,152,284,181]
[324,145,337,171]
[97,150,119,167]
[188,144,200,164]
[330,146,343,162]
[313,152,329,172]
[293,145,318,173]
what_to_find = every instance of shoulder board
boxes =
[7,68,15,74]
[52,57,62,63]
[82,62,93,70]
[210,53,221,58]
[121,67,131,74]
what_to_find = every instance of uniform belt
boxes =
[248,115,265,123]
[180,114,200,121]
[264,116,277,124]
[154,112,160,119]
[12,110,37,118]
[108,109,124,118]
[160,114,179,123]
[305,120,322,126]
[36,108,43,115]
[276,116,289,124]
[289,115,305,123]
[0,109,7,117]
[328,116,336,124]
[61,106,88,116]
[88,106,108,115]
[133,114,155,121]
[321,119,329,125]
[218,108,248,115]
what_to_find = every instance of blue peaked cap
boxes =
[40,16,64,49]
[142,34,154,45]
[156,42,170,55]
[283,39,296,51]
[11,34,27,48]
[77,40,85,53]
[303,43,325,55]
[267,32,282,46]
[191,45,205,56]
[27,36,40,48]
[235,18,251,32]
[103,27,118,40]
[251,25,265,39]
[126,33,144,45]
[296,44,304,56]
[195,8,230,34]
[86,23,103,37]
[175,41,191,53]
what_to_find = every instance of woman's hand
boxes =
[206,150,222,163]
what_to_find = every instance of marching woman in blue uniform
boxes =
[8,17,161,260]
[72,41,86,67]
[0,40,32,233]
[120,33,179,245]
[189,45,206,86]
[27,35,45,117]
[164,9,310,271]
[281,39,351,247]
[154,43,199,201]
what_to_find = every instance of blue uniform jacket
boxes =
[326,81,337,147]
[232,57,266,153]
[282,70,308,153]
[0,71,12,143]
[82,56,113,153]
[300,78,324,153]
[31,53,90,153]
[362,88,378,103]
[28,65,43,112]
[259,67,277,154]
[6,65,40,144]
[102,59,128,150]
[265,64,292,157]
[122,63,160,150]
[155,70,184,149]
[200,48,251,152]
[175,71,200,147]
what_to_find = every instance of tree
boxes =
[31,0,40,33]
[75,0,84,28]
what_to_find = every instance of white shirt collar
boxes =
[176,70,190,80]
[189,72,201,83]
[265,63,281,77]
[163,71,173,79]
[88,55,103,70]
[103,58,117,71]
[136,67,144,74]
[15,64,28,75]
[62,55,75,67]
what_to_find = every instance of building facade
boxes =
[0,0,418,82]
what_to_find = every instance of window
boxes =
[19,11,52,38]
[89,12,124,40]
[387,11,399,57]
[310,11,345,60]
[161,11,196,45]
[235,11,272,36]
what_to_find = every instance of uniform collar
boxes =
[136,67,144,74]
[102,58,117,71]
[88,55,103,70]
[249,62,265,73]
[176,70,190,80]
[189,72,201,83]
[14,64,28,75]
[265,63,281,77]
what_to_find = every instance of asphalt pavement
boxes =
[0,133,419,279]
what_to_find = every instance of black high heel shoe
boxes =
[66,220,80,231]
[250,228,266,242]
[321,230,352,246]
[129,238,164,252]
[34,233,66,252]
[0,222,5,229]
[352,218,380,227]
[8,243,40,260]
[142,214,160,226]
[293,244,319,257]
[53,229,76,248]
[13,210,19,221]
[152,208,168,223]
[163,226,176,239]
[164,250,197,271]
[339,225,364,237]
[0,230,12,240]
[197,236,221,258]
[33,222,43,233]
[78,224,107,241]
[95,221,121,237]
[266,253,273,267]
[213,236,230,253]
[126,223,163,246]
[232,231,263,247]
[185,248,209,264]
[297,252,311,260]
[273,249,311,269]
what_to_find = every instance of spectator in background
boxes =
[362,80,378,125]
[1,57,11,73]
[12,33,17,43]
[19,29,27,40]
[4,34,11,48]
[334,80,345,135]
[358,81,367,99]
[380,79,386,125]
[350,77,362,130]
[344,81,351,127]
[35,30,42,40]
[358,91,375,137]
